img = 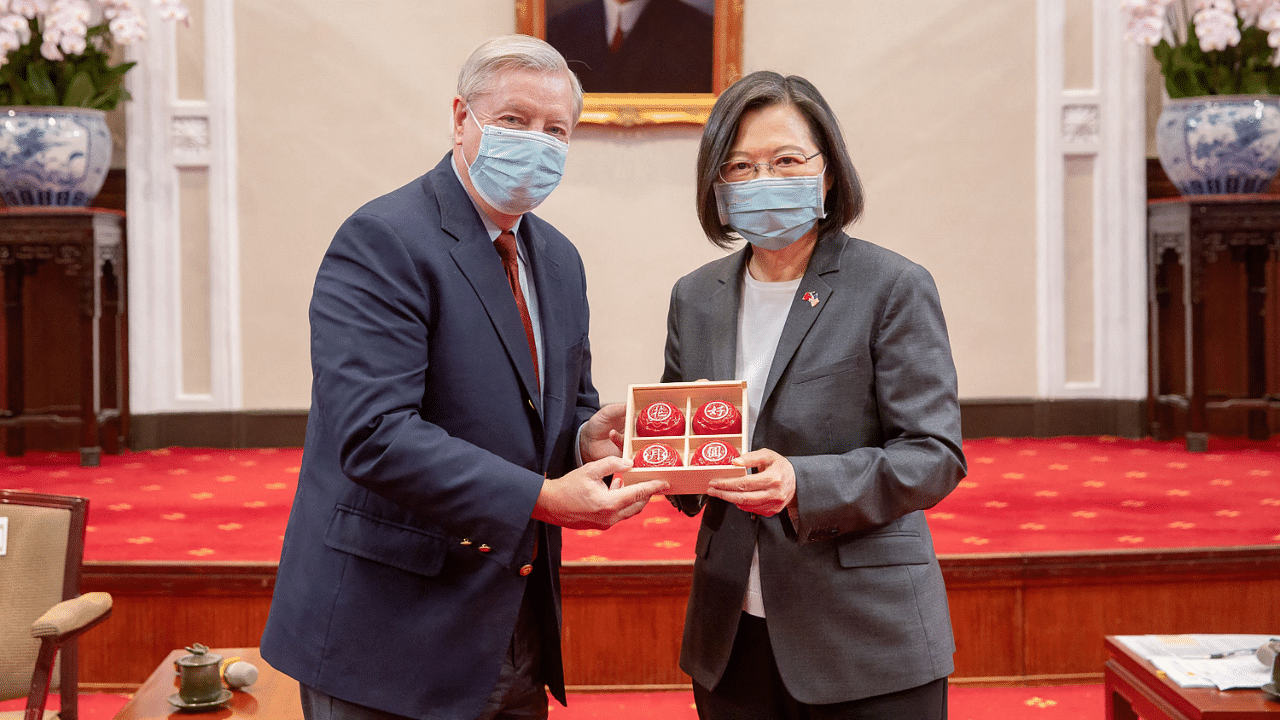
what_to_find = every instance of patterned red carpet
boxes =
[1,436,1277,563]
[1,684,1105,719]
[542,685,1103,719]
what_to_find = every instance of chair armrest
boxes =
[31,592,113,642]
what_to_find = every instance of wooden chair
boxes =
[0,491,112,720]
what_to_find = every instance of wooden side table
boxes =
[0,208,126,466]
[113,648,302,720]
[1148,196,1280,451]
[1105,636,1280,719]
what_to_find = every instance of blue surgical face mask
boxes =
[714,174,826,251]
[465,110,569,215]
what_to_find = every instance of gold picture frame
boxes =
[516,0,743,126]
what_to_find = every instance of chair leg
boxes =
[59,640,78,720]
[25,638,57,720]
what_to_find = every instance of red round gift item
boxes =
[690,440,740,466]
[692,400,743,435]
[636,401,685,437]
[633,442,683,468]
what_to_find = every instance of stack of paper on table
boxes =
[1113,634,1278,690]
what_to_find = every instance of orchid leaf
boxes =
[89,86,129,110]
[63,71,95,107]
[26,62,56,104]
[102,61,135,83]
[1147,15,1280,98]
[1241,69,1269,95]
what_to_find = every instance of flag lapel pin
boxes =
[802,291,819,307]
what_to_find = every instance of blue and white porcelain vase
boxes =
[1156,95,1280,195]
[0,106,112,206]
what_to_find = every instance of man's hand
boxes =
[533,455,668,530]
[706,448,796,517]
[579,403,627,463]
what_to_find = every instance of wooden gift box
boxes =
[617,380,749,495]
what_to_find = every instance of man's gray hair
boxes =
[457,34,584,120]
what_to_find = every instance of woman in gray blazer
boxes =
[664,71,967,719]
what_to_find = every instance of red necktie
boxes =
[496,230,542,565]
[610,19,623,53]
[495,231,539,390]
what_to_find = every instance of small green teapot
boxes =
[175,644,224,704]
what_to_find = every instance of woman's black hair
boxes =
[695,71,864,248]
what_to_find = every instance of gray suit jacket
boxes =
[664,232,966,704]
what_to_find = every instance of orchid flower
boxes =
[1194,2,1243,50]
[1127,0,1280,94]
[0,0,189,108]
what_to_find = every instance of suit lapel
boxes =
[705,249,749,382]
[578,2,610,62]
[435,157,544,420]
[757,235,845,413]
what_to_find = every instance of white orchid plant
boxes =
[1126,0,1280,97]
[0,0,188,111]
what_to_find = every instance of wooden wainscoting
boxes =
[79,562,276,692]
[79,547,1280,692]
[560,562,692,690]
[943,546,1280,684]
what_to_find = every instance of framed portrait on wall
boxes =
[516,0,743,126]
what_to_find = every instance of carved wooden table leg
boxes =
[77,255,100,467]
[1244,244,1270,441]
[3,262,25,457]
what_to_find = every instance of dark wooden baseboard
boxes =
[128,399,1147,450]
[960,399,1147,439]
[128,411,309,450]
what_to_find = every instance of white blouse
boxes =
[736,270,801,617]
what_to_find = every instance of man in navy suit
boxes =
[547,0,714,93]
[261,35,667,720]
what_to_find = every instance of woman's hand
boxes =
[707,448,795,517]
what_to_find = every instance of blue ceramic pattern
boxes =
[0,107,112,206]
[1156,95,1280,195]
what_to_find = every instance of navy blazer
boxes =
[665,234,966,704]
[547,0,714,93]
[261,154,600,720]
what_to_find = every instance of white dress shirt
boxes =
[603,0,651,45]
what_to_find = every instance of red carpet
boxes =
[924,435,1280,554]
[1,685,1105,719]
[548,685,1104,718]
[0,694,133,720]
[1,436,1276,563]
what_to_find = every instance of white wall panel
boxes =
[1037,0,1147,399]
[126,0,240,412]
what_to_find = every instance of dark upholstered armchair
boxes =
[0,491,112,720]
